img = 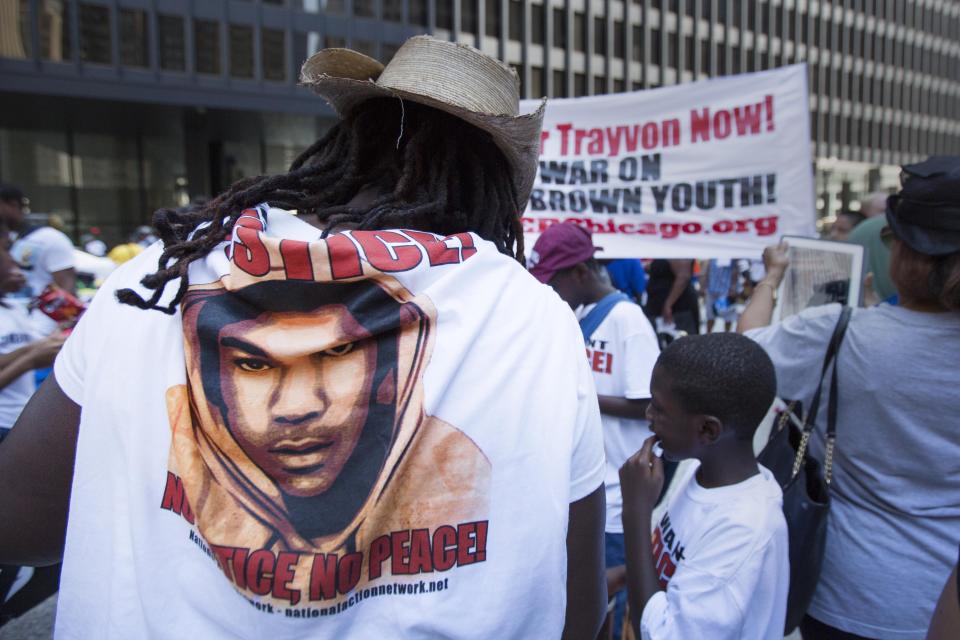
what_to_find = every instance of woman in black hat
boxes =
[738,156,960,639]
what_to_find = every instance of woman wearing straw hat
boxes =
[0,36,607,638]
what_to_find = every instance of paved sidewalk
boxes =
[0,595,56,640]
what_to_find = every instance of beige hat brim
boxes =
[300,48,545,207]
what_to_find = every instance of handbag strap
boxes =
[579,291,630,343]
[791,306,853,481]
[823,307,852,484]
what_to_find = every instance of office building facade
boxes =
[1,0,958,242]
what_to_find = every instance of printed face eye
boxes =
[234,357,274,372]
[322,342,355,357]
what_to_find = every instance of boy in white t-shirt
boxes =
[619,333,789,639]
[529,222,661,637]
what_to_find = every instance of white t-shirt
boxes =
[11,226,76,298]
[747,303,960,639]
[53,206,606,639]
[577,300,659,533]
[0,300,39,430]
[640,462,789,640]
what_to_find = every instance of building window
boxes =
[79,4,111,64]
[573,12,585,51]
[1,0,29,59]
[119,9,148,67]
[293,30,321,78]
[509,0,523,41]
[530,66,545,97]
[485,0,501,36]
[383,0,402,22]
[437,0,453,30]
[651,29,661,65]
[531,4,544,45]
[326,35,346,48]
[594,17,606,55]
[158,15,185,71]
[685,35,694,72]
[353,39,376,58]
[326,0,346,13]
[668,32,678,69]
[462,0,478,33]
[354,0,375,18]
[632,25,642,61]
[410,0,427,26]
[574,72,586,96]
[613,78,625,92]
[262,28,285,81]
[593,75,605,95]
[553,8,566,48]
[194,19,221,75]
[38,0,72,62]
[552,69,566,96]
[381,42,400,63]
[229,25,254,78]
[613,21,624,59]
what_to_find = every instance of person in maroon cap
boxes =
[529,221,662,638]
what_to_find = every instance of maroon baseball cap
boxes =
[528,222,598,283]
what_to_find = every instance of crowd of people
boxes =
[0,35,957,640]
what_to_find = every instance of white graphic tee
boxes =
[0,299,39,429]
[11,226,76,298]
[53,207,605,639]
[640,462,789,640]
[577,300,659,533]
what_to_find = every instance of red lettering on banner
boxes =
[689,95,774,144]
[279,239,314,280]
[554,120,680,156]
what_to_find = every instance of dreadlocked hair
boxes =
[116,97,526,313]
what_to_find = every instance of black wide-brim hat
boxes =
[886,156,960,256]
[299,35,546,207]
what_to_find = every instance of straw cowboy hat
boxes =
[300,35,545,206]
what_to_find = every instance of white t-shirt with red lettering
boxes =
[577,300,659,533]
[53,206,605,639]
[640,462,789,640]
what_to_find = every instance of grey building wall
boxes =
[0,0,958,237]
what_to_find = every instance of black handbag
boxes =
[758,306,852,633]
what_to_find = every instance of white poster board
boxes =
[521,64,817,259]
[773,236,866,323]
